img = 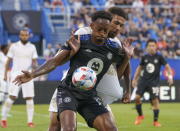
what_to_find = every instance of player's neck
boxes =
[91,37,105,45]
[20,40,28,45]
[148,52,156,55]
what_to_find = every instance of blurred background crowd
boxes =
[40,0,180,59]
[0,0,180,59]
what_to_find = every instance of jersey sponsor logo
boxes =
[87,58,103,75]
[107,52,113,60]
[146,63,155,73]
[63,97,71,103]
[85,49,92,53]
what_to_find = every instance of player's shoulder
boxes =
[156,52,163,57]
[109,37,122,47]
[106,37,121,49]
[27,42,36,48]
[74,27,92,35]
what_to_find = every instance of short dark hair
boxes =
[91,11,112,22]
[108,7,128,20]
[0,44,8,51]
[146,39,157,47]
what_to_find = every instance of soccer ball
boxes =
[72,66,97,90]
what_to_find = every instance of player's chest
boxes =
[143,57,160,73]
[14,46,33,58]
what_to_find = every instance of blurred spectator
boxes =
[44,43,56,59]
[51,0,64,12]
[73,0,83,13]
[24,24,33,38]
[132,0,144,8]
[55,44,62,53]
[105,0,115,9]
[41,0,180,59]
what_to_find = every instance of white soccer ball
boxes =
[72,66,97,90]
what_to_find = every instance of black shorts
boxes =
[136,81,160,99]
[56,87,108,127]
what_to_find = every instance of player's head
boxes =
[90,11,112,44]
[108,7,128,38]
[0,44,9,55]
[146,39,157,54]
[19,28,30,44]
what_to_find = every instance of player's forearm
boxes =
[133,66,142,81]
[31,50,71,78]
[117,55,130,78]
[31,58,57,78]
[165,64,173,79]
[4,59,11,78]
[123,64,131,93]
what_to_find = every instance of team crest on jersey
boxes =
[107,52,113,60]
[87,58,104,75]
[63,97,71,103]
[146,63,155,73]
[154,59,158,63]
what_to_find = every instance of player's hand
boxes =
[132,79,137,88]
[122,92,131,104]
[168,77,173,86]
[67,31,80,57]
[122,38,134,58]
[13,71,33,86]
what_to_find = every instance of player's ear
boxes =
[90,23,94,30]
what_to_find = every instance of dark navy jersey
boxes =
[139,53,167,85]
[61,34,124,96]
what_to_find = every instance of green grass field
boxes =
[0,103,180,131]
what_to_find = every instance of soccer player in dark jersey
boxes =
[47,7,133,131]
[132,39,173,127]
[13,11,126,131]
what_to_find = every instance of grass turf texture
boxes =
[0,103,180,131]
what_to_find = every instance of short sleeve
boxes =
[139,56,145,66]
[7,45,14,58]
[159,55,167,65]
[32,45,38,59]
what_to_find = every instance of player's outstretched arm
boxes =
[13,50,72,85]
[121,63,131,103]
[13,35,80,85]
[165,64,173,85]
[132,65,142,88]
[4,57,12,81]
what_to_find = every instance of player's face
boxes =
[3,46,9,55]
[108,15,126,38]
[147,42,157,54]
[91,19,111,44]
[19,30,30,43]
